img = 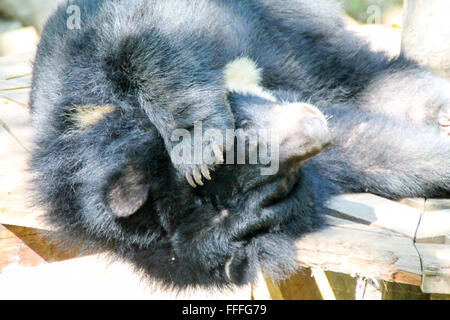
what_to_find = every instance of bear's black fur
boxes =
[29,0,450,290]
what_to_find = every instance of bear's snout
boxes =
[272,102,331,164]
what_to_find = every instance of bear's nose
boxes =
[271,102,331,163]
[300,115,332,150]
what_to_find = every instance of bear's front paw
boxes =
[439,104,450,138]
[171,137,225,188]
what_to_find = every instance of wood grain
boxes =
[417,243,450,294]
[0,224,46,272]
[325,193,421,238]
[296,216,422,286]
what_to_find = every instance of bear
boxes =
[29,0,450,289]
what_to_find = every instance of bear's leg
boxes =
[314,108,450,199]
[136,73,237,188]
[354,65,450,137]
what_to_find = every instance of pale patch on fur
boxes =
[213,209,230,224]
[69,104,115,130]
[224,57,276,102]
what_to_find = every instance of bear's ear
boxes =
[106,164,150,218]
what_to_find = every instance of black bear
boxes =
[29,0,450,289]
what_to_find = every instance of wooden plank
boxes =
[0,224,46,272]
[399,198,425,211]
[295,216,422,286]
[272,268,323,300]
[271,268,361,300]
[425,199,450,211]
[417,243,450,294]
[3,225,88,262]
[323,271,356,300]
[416,209,450,244]
[0,79,50,230]
[325,215,401,236]
[311,268,336,300]
[0,146,48,230]
[0,207,48,230]
[0,73,32,90]
[430,293,450,300]
[0,69,32,108]
[354,276,382,300]
[253,267,337,300]
[0,27,39,57]
[0,85,33,150]
[0,51,34,80]
[325,193,421,238]
[381,281,430,300]
[251,271,273,300]
[259,272,285,300]
[0,50,33,108]
[0,88,31,108]
[416,199,450,244]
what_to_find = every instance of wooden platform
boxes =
[0,52,449,300]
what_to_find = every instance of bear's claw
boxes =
[173,137,225,187]
[186,171,198,188]
[185,165,213,188]
[183,141,224,188]
[201,164,212,181]
[193,167,204,186]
